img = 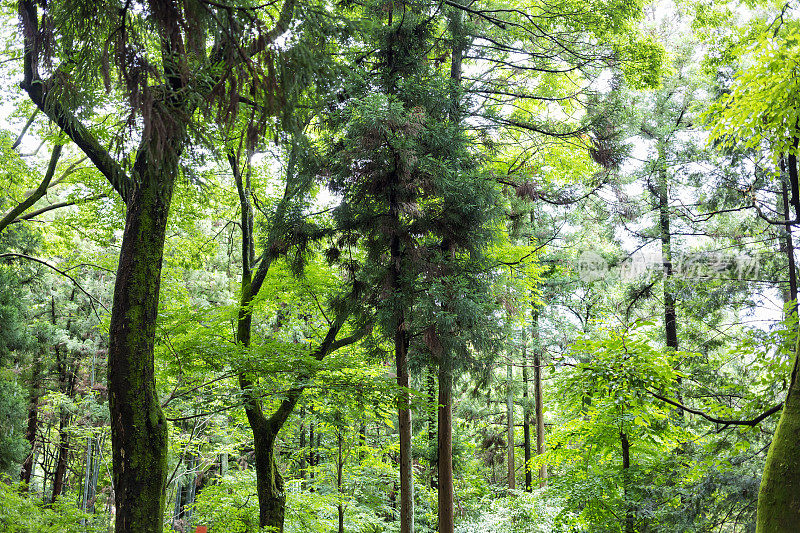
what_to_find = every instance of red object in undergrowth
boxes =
[195,527,207,533]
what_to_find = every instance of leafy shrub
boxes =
[0,478,105,533]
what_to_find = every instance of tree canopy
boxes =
[0,1,798,532]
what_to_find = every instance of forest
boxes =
[0,0,798,532]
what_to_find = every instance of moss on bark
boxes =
[757,337,800,532]
[108,162,175,533]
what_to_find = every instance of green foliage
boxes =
[0,478,106,533]
[546,323,692,531]
[706,31,800,158]
[193,471,262,533]
[0,373,28,475]
[455,489,567,533]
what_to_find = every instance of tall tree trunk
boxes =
[231,150,361,533]
[780,163,798,314]
[657,148,678,354]
[757,336,800,531]
[20,348,42,486]
[52,292,77,502]
[395,317,414,533]
[532,310,546,486]
[337,424,345,533]
[621,431,634,533]
[522,329,532,492]
[299,406,306,483]
[237,287,287,531]
[437,7,463,530]
[388,138,413,533]
[309,407,316,491]
[108,157,176,533]
[82,352,98,514]
[758,157,800,530]
[438,354,454,533]
[506,351,515,490]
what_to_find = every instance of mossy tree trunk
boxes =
[108,143,179,532]
[757,336,800,531]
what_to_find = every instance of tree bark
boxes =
[522,328,532,492]
[506,351,515,490]
[18,2,190,529]
[621,431,634,533]
[437,7,463,530]
[395,318,414,533]
[299,406,306,483]
[757,346,800,531]
[52,292,78,502]
[780,162,798,314]
[657,148,678,354]
[108,154,176,533]
[533,310,546,486]
[20,348,42,486]
[231,150,363,533]
[438,354,454,533]
[337,424,345,533]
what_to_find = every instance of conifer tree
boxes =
[321,3,501,531]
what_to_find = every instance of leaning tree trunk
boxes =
[108,152,177,533]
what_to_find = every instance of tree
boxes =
[16,1,296,530]
[703,12,800,529]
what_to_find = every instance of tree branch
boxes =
[18,0,133,202]
[648,389,782,429]
[0,144,62,234]
[11,193,108,223]
[0,253,109,318]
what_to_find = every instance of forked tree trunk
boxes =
[231,151,360,533]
